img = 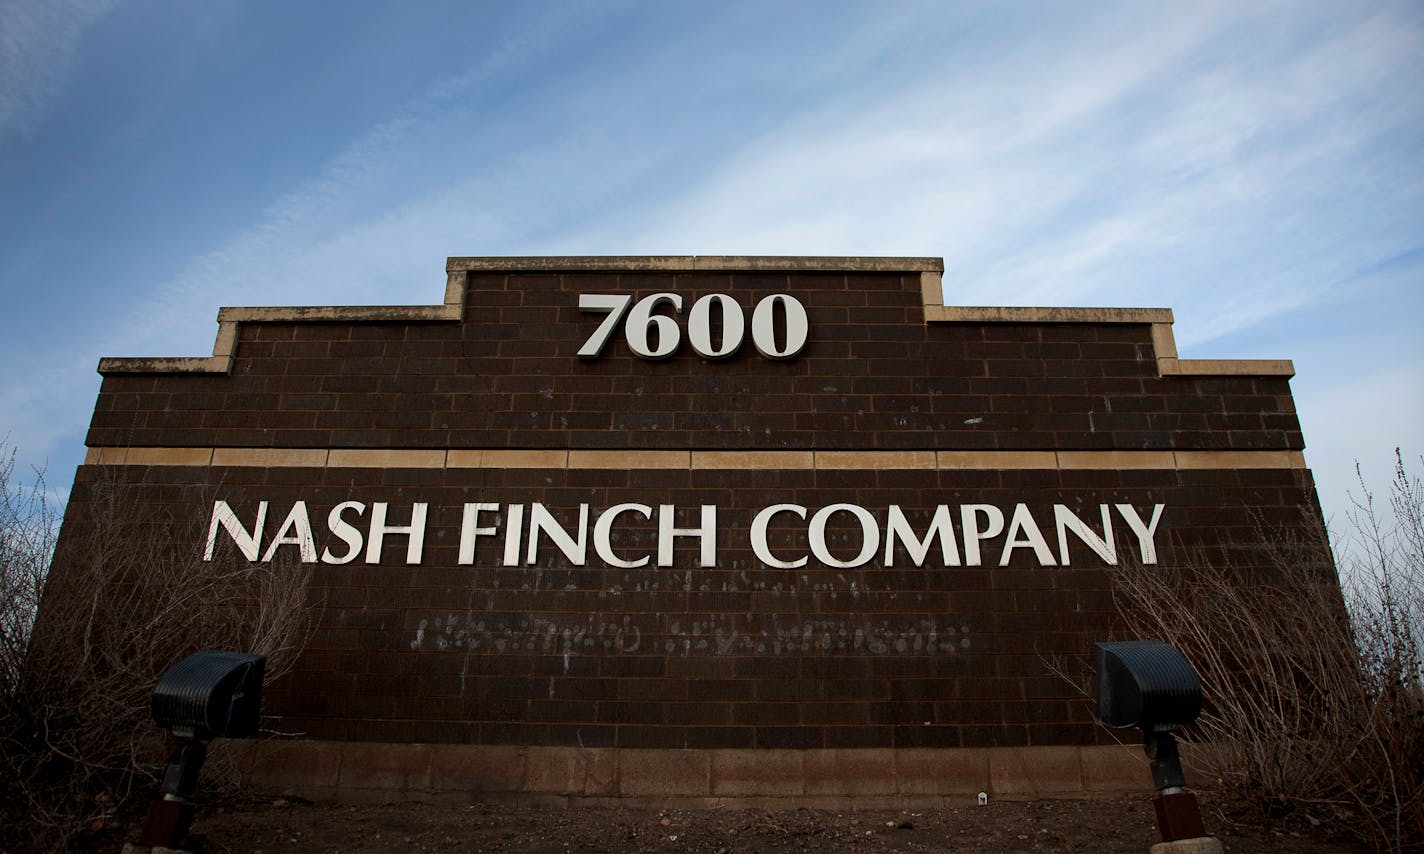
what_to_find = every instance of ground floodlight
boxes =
[1095,639,1202,732]
[140,651,266,849]
[1094,640,1219,850]
[152,649,266,739]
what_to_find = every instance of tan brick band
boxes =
[223,741,1152,805]
[84,446,1307,471]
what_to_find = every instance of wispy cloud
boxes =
[81,1,1424,360]
[0,0,114,137]
[97,3,612,358]
[1,1,1419,523]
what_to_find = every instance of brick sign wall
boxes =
[58,256,1325,801]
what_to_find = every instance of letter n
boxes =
[204,500,267,561]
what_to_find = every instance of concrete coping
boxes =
[446,255,947,273]
[215,305,460,323]
[95,258,1293,378]
[924,305,1173,325]
[918,273,1291,377]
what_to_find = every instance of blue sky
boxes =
[2,0,1421,536]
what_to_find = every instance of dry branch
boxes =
[1,457,314,851]
[1105,456,1422,851]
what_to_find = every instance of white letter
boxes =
[503,504,524,567]
[577,294,633,358]
[687,294,745,360]
[459,503,500,565]
[366,502,429,565]
[884,505,960,567]
[750,504,807,569]
[1054,504,1116,565]
[322,501,365,564]
[1116,504,1165,564]
[595,503,653,567]
[261,501,317,563]
[809,503,878,568]
[204,500,267,561]
[751,294,809,359]
[527,503,589,565]
[658,504,717,567]
[961,504,1004,567]
[1000,504,1057,566]
[624,293,683,360]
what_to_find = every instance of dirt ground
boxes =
[167,794,1358,853]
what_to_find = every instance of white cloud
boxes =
[89,0,1411,361]
[1299,361,1424,542]
[93,3,608,360]
[4,1,1419,512]
[577,0,1422,350]
[0,346,100,490]
[0,0,114,136]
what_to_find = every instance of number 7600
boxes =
[577,293,809,361]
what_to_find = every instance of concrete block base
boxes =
[1151,837,1225,854]
[222,740,1156,806]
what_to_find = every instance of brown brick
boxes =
[687,727,755,749]
[67,257,1327,797]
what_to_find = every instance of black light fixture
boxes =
[139,650,266,848]
[1095,640,1219,849]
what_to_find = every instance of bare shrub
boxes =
[0,446,58,733]
[1107,455,1423,851]
[1337,451,1424,848]
[0,456,314,851]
